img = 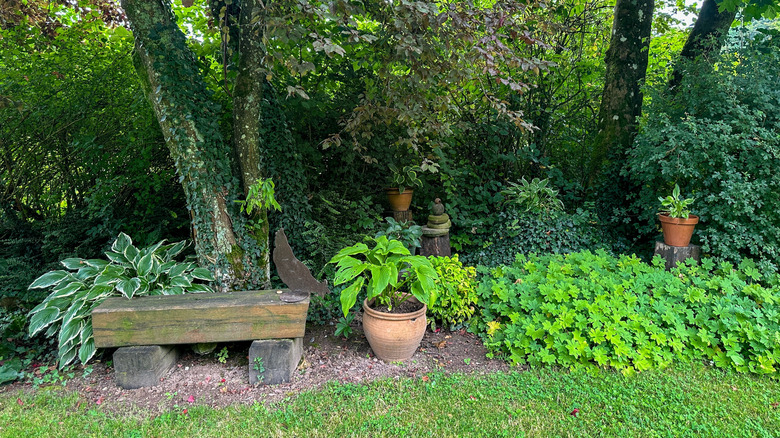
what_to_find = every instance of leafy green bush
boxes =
[460,208,613,267]
[501,177,564,215]
[625,34,780,274]
[474,250,780,375]
[27,233,214,368]
[428,255,478,329]
[375,217,423,255]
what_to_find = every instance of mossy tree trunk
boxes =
[588,0,654,183]
[122,0,271,290]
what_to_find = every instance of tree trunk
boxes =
[122,0,269,290]
[588,0,654,182]
[668,0,737,92]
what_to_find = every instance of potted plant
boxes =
[658,184,699,247]
[328,235,438,361]
[385,164,422,211]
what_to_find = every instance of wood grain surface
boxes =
[92,290,309,348]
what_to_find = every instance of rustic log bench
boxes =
[92,289,309,389]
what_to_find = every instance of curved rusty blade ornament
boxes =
[273,228,330,303]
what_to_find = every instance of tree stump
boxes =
[654,241,701,270]
[420,234,451,257]
[391,210,413,223]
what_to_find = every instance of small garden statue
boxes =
[420,198,451,256]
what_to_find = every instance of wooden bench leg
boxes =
[113,345,179,389]
[248,338,303,385]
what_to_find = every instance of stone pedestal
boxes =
[113,345,179,389]
[654,241,701,270]
[248,338,303,385]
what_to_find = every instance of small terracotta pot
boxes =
[658,213,699,247]
[362,296,426,362]
[385,188,413,212]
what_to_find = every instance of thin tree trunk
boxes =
[668,0,737,92]
[588,0,654,182]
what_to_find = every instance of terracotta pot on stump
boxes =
[362,296,426,362]
[658,213,699,247]
[385,188,413,212]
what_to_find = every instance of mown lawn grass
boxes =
[1,364,779,437]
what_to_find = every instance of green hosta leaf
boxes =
[49,281,85,299]
[84,259,109,269]
[333,259,366,286]
[165,240,187,259]
[60,258,86,270]
[58,318,85,348]
[75,266,100,281]
[58,342,78,369]
[78,338,96,365]
[340,278,364,317]
[187,283,213,293]
[29,307,61,336]
[80,321,93,344]
[158,261,176,274]
[105,251,127,264]
[84,284,114,301]
[116,277,142,299]
[368,265,393,296]
[169,276,192,288]
[136,252,154,277]
[111,232,132,254]
[29,270,69,289]
[190,267,214,281]
[124,244,140,264]
[168,263,188,278]
[329,243,369,263]
[162,286,184,295]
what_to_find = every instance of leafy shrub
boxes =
[474,250,780,375]
[501,177,564,215]
[27,233,214,368]
[428,255,478,329]
[375,217,423,255]
[460,208,614,267]
[625,34,780,274]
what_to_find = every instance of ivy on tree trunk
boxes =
[122,0,271,290]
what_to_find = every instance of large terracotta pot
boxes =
[385,188,414,212]
[362,296,426,362]
[658,213,699,247]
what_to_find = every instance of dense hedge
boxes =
[473,250,780,376]
[459,208,619,267]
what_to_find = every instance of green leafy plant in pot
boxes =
[658,184,698,247]
[386,165,423,212]
[328,235,439,361]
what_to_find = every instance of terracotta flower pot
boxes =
[658,213,699,247]
[385,188,413,212]
[362,296,426,362]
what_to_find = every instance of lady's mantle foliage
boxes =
[475,250,780,376]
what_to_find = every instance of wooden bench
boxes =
[92,289,309,389]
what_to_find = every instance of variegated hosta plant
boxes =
[27,233,214,368]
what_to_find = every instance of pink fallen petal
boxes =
[187,395,195,403]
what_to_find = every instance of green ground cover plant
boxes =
[1,365,779,437]
[474,250,780,376]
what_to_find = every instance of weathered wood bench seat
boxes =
[91,289,309,389]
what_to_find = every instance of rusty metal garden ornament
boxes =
[273,229,329,302]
